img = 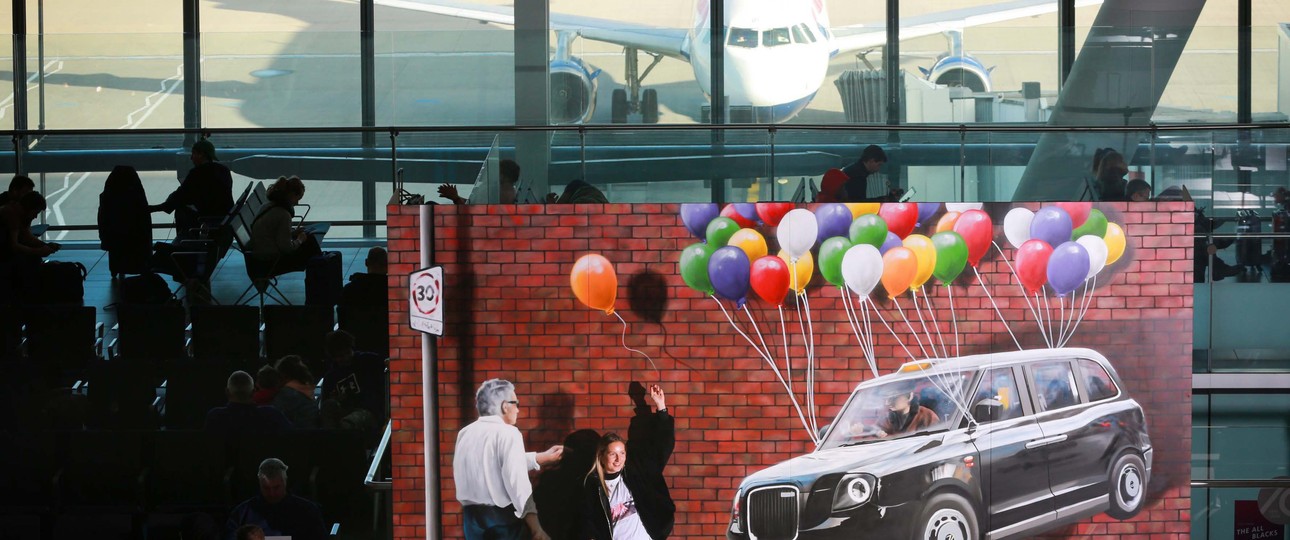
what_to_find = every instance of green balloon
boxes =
[705,217,739,247]
[931,231,969,285]
[819,236,854,287]
[1072,209,1108,240]
[679,242,717,294]
[849,214,889,249]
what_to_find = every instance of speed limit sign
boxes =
[409,265,444,336]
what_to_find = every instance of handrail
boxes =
[365,420,393,491]
[5,120,1290,139]
[1192,478,1290,488]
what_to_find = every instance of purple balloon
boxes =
[879,232,902,254]
[815,203,853,244]
[917,203,941,227]
[1047,241,1090,297]
[731,203,759,225]
[1030,206,1073,248]
[680,203,719,240]
[708,246,751,308]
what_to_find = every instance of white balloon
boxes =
[841,244,884,297]
[1076,235,1109,279]
[777,208,819,260]
[1003,208,1035,249]
[945,202,984,213]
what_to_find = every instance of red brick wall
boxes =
[387,202,1193,540]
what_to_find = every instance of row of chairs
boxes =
[0,429,369,539]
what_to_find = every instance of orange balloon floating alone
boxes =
[570,254,618,314]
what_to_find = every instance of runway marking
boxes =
[0,60,65,120]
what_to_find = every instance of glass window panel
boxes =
[763,28,790,48]
[1031,361,1078,411]
[1079,358,1118,402]
[1252,1,1290,120]
[23,0,183,129]
[969,367,1023,424]
[729,28,758,48]
[1155,0,1238,123]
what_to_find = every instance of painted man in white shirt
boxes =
[454,379,563,540]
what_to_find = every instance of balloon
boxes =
[570,254,617,314]
[1075,235,1109,279]
[881,247,918,297]
[845,202,881,218]
[680,203,719,241]
[750,255,791,306]
[935,211,961,234]
[779,249,814,293]
[903,234,936,290]
[953,209,994,267]
[1056,202,1092,228]
[1003,207,1034,248]
[755,202,794,227]
[917,203,942,227]
[708,246,751,307]
[945,202,984,213]
[1071,209,1109,240]
[728,228,768,261]
[841,244,883,297]
[879,232,902,254]
[1030,206,1073,248]
[849,214,889,249]
[705,216,740,247]
[1104,223,1127,264]
[819,237,854,287]
[815,203,854,244]
[1014,240,1054,295]
[1047,241,1091,297]
[777,209,818,260]
[721,203,758,228]
[931,231,969,284]
[879,203,919,239]
[678,242,717,295]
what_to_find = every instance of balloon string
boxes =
[792,291,812,433]
[801,290,819,435]
[743,305,775,374]
[613,311,659,380]
[842,290,877,377]
[921,287,950,358]
[1065,276,1097,347]
[852,295,877,376]
[778,305,792,396]
[872,299,917,361]
[910,289,939,358]
[892,297,931,359]
[1058,296,1069,346]
[714,296,816,443]
[948,285,960,357]
[861,298,877,370]
[1041,292,1055,349]
[973,267,1023,351]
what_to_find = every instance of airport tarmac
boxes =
[2,0,1289,240]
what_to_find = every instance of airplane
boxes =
[374,0,1103,124]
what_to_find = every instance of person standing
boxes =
[454,379,563,540]
[582,384,675,540]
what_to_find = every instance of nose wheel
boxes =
[611,47,662,124]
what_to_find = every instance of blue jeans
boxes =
[462,505,527,540]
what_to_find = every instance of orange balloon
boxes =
[935,211,961,234]
[570,254,617,314]
[882,247,918,297]
[778,249,814,294]
[903,234,936,290]
[729,228,768,261]
[845,203,881,219]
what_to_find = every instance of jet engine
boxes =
[549,56,600,124]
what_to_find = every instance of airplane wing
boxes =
[831,0,1103,55]
[374,0,691,59]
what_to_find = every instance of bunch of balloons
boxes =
[677,202,999,307]
[1002,203,1127,298]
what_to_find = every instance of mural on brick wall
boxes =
[385,201,1193,540]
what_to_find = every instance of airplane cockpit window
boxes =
[798,24,817,43]
[764,27,791,47]
[729,27,759,48]
[791,25,807,44]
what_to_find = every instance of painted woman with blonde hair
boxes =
[582,384,675,540]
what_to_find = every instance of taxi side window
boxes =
[1032,361,1079,412]
[1080,359,1119,402]
[970,367,1023,424]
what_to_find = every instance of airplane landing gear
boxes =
[611,47,663,124]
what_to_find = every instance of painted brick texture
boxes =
[388,202,1193,539]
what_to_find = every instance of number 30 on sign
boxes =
[409,265,444,336]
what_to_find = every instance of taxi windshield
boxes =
[818,371,975,450]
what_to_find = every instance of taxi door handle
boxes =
[1025,435,1068,449]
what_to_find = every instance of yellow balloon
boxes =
[728,228,768,261]
[1105,223,1127,264]
[903,234,936,290]
[778,249,814,294]
[845,203,881,219]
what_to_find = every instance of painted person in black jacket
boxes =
[583,384,675,540]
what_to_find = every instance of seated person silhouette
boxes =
[1044,380,1077,410]
[874,381,940,438]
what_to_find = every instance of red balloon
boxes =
[1055,202,1092,228]
[721,204,757,228]
[1015,239,1054,295]
[879,203,918,239]
[952,209,994,267]
[750,255,791,306]
[756,202,795,227]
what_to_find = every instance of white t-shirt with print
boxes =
[605,475,649,540]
